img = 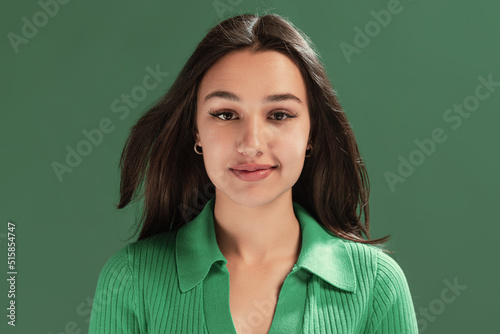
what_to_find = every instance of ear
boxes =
[194,131,201,146]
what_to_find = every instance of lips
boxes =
[230,164,277,172]
[230,166,276,181]
[229,163,278,182]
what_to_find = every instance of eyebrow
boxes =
[203,90,303,104]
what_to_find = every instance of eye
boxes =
[209,110,237,121]
[208,109,298,121]
[269,110,298,121]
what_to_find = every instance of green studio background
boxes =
[1,0,498,333]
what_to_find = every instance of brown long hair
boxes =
[116,13,390,246]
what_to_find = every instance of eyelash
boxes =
[208,109,298,121]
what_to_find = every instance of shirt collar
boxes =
[176,197,356,293]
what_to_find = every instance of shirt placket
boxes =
[203,262,308,334]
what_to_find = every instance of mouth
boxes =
[229,166,277,181]
[229,164,278,172]
[230,166,277,172]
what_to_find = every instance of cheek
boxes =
[275,134,308,174]
[200,130,233,186]
[203,130,233,159]
[280,142,307,169]
[277,128,309,155]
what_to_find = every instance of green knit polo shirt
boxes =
[89,197,418,333]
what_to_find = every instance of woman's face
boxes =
[195,48,310,207]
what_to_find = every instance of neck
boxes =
[213,190,301,265]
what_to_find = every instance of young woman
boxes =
[89,13,418,334]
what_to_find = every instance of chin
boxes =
[219,187,292,208]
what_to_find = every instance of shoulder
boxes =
[373,249,411,293]
[344,240,413,304]
[346,244,418,332]
[340,240,381,281]
[126,230,178,273]
[340,239,411,294]
[127,230,177,257]
[97,230,177,280]
[330,239,418,332]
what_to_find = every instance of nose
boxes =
[237,114,271,157]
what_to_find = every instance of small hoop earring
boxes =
[194,142,203,155]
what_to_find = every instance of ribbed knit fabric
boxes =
[89,199,418,333]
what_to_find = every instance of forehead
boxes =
[197,49,307,103]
